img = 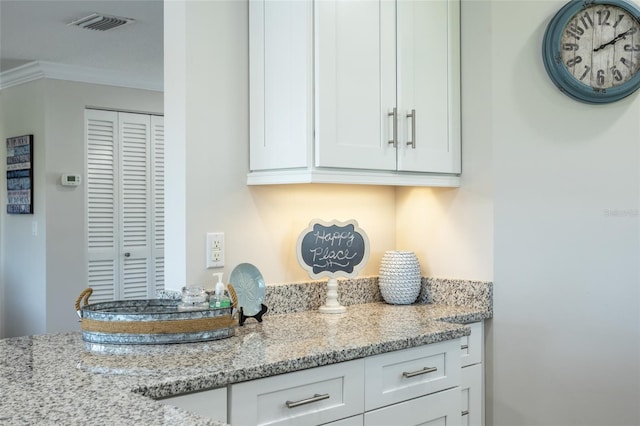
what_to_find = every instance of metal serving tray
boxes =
[76,289,235,345]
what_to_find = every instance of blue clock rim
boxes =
[542,0,640,104]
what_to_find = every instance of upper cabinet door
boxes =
[397,0,461,174]
[315,0,396,171]
[249,0,313,171]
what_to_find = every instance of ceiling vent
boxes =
[68,13,135,31]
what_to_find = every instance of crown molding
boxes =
[0,61,163,92]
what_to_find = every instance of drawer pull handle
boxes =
[461,344,469,350]
[402,366,437,378]
[462,410,469,416]
[285,393,330,409]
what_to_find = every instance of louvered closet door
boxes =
[119,112,152,299]
[86,110,119,302]
[86,110,164,302]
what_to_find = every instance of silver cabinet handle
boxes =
[285,393,330,409]
[402,366,437,378]
[461,344,469,350]
[406,109,416,148]
[462,410,469,416]
[124,252,131,258]
[388,107,397,147]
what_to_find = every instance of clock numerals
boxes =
[579,65,591,81]
[580,12,594,29]
[610,66,623,82]
[620,57,637,70]
[566,23,584,39]
[563,43,579,51]
[596,9,611,25]
[566,56,582,68]
[565,9,629,40]
[561,11,639,87]
[613,14,625,28]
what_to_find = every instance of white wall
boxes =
[0,78,162,337]
[396,0,493,283]
[490,1,639,425]
[0,80,47,337]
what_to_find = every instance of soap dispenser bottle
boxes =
[210,273,231,309]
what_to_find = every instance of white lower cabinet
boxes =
[459,321,484,426]
[156,323,486,426]
[229,339,461,426]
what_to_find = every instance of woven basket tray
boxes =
[75,288,237,345]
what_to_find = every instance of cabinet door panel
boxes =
[397,0,460,173]
[315,0,396,170]
[461,364,483,426]
[249,0,312,170]
[364,387,461,426]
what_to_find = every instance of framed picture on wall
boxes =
[6,134,33,214]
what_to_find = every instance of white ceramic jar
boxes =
[378,251,422,305]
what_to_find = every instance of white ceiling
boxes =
[0,0,163,89]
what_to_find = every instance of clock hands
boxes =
[593,27,637,52]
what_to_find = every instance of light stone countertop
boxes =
[0,302,491,426]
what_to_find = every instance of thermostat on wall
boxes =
[61,173,81,186]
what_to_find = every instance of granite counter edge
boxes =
[136,320,476,399]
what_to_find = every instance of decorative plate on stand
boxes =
[228,263,267,325]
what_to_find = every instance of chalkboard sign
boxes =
[296,219,369,279]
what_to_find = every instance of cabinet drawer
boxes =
[156,387,227,423]
[229,359,364,426]
[460,321,483,367]
[364,387,461,426]
[364,339,461,411]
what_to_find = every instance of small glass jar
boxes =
[178,286,209,310]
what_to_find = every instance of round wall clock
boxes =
[542,0,640,103]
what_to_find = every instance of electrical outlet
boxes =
[206,232,224,268]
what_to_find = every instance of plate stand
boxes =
[239,304,268,326]
[319,278,346,314]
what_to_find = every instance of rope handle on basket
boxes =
[227,284,239,309]
[75,288,93,318]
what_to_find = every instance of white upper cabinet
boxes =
[249,0,460,187]
[397,0,460,174]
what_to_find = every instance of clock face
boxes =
[543,0,640,103]
[560,3,640,90]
